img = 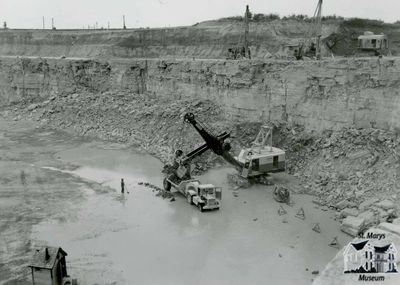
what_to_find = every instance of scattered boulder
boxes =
[340,216,365,236]
[335,199,353,210]
[346,150,371,160]
[376,199,395,211]
[227,173,250,188]
[357,211,377,227]
[378,223,400,237]
[358,198,379,211]
[340,208,359,218]
[27,103,39,111]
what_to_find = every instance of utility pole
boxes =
[123,15,126,29]
[244,5,251,59]
[108,21,110,29]
[42,16,45,29]
[314,0,323,59]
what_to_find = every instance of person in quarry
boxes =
[121,178,125,193]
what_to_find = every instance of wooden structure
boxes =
[243,5,251,59]
[28,247,69,285]
[295,207,305,220]
[312,223,321,233]
[226,5,252,59]
[293,0,324,60]
[313,0,323,59]
[329,237,340,249]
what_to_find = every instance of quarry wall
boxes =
[1,56,400,132]
[0,28,230,59]
[0,21,338,59]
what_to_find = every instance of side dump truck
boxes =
[163,178,221,212]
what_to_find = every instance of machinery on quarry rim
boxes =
[162,112,286,187]
[226,5,251,60]
[356,31,390,57]
[294,0,323,60]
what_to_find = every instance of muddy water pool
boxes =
[33,142,351,285]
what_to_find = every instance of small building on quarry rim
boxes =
[28,247,69,285]
[358,31,388,51]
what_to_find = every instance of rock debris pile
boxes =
[138,181,174,200]
[281,126,400,236]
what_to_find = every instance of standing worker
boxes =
[121,178,125,193]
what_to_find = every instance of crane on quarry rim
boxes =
[226,5,252,60]
[162,113,286,188]
[295,0,323,60]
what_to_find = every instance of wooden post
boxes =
[244,5,250,59]
[315,0,323,59]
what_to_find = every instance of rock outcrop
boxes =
[1,56,400,132]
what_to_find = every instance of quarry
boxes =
[1,3,400,285]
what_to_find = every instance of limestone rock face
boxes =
[1,57,400,133]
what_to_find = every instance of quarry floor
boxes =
[0,118,353,285]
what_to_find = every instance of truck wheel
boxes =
[198,203,204,212]
[186,193,193,205]
[163,178,171,191]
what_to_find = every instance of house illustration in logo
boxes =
[343,240,398,273]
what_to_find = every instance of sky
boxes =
[0,0,398,29]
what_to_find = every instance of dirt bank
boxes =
[0,20,332,59]
[1,18,399,59]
